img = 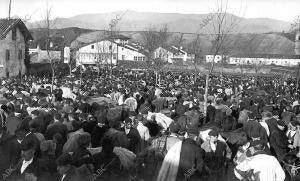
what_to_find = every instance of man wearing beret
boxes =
[270,120,289,161]
[176,127,203,181]
[203,129,231,181]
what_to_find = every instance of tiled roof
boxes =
[0,18,33,41]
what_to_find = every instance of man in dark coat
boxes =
[203,129,230,181]
[6,113,22,135]
[45,113,68,143]
[270,120,289,161]
[30,110,45,134]
[0,126,21,180]
[281,106,295,126]
[91,118,109,148]
[57,153,89,181]
[206,100,216,124]
[21,126,41,157]
[124,118,141,154]
[7,139,50,181]
[81,114,97,134]
[79,97,91,114]
[91,136,126,181]
[176,127,203,181]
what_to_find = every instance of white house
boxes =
[76,38,146,65]
[229,54,300,67]
[0,18,33,77]
[154,46,194,63]
[206,55,228,63]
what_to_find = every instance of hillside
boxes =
[69,29,295,56]
[27,10,291,34]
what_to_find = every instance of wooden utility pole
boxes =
[8,0,12,20]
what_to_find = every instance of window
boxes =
[91,45,94,49]
[134,56,137,61]
[18,50,22,59]
[113,54,117,59]
[5,50,10,61]
[109,45,112,50]
[142,57,145,61]
[12,28,16,40]
[122,55,125,60]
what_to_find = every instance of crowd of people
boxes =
[0,67,299,181]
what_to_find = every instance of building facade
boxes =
[76,39,146,65]
[0,19,33,78]
[229,54,300,67]
[154,46,194,63]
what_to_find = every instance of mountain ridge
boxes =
[26,10,292,34]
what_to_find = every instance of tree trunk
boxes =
[159,73,161,86]
[204,74,209,115]
[51,67,55,93]
[69,64,72,76]
[297,72,299,91]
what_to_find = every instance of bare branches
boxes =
[202,0,241,75]
[141,24,170,60]
[291,15,300,32]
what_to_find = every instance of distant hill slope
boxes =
[30,27,94,46]
[69,29,295,55]
[27,10,291,34]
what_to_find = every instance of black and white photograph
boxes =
[0,0,300,180]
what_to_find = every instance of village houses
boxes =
[0,18,33,78]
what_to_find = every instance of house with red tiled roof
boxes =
[0,18,33,77]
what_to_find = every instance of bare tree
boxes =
[291,15,300,31]
[189,34,202,83]
[202,0,241,114]
[141,24,170,84]
[95,40,112,77]
[39,2,58,92]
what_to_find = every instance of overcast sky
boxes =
[0,0,299,22]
